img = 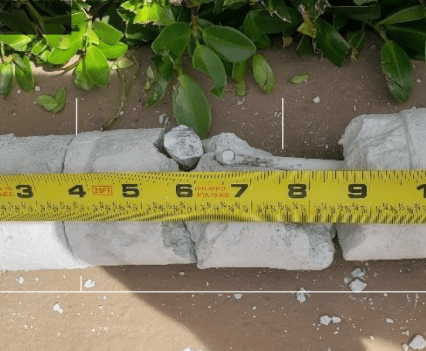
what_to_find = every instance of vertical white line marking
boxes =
[80,276,82,291]
[281,98,284,150]
[75,98,78,135]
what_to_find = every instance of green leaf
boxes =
[31,40,48,55]
[11,9,36,34]
[213,0,225,14]
[14,56,34,92]
[193,45,227,99]
[325,3,381,22]
[0,34,33,51]
[74,59,94,91]
[378,5,425,25]
[48,45,80,65]
[297,35,315,57]
[347,29,365,62]
[52,87,66,114]
[232,60,248,96]
[248,9,302,35]
[85,45,110,87]
[385,22,426,55]
[92,20,124,45]
[252,53,275,94]
[151,22,190,57]
[44,35,61,48]
[315,18,350,67]
[289,73,310,84]
[353,0,377,5]
[134,2,175,26]
[97,40,128,59]
[13,55,29,73]
[381,40,413,103]
[202,26,256,63]
[0,13,24,33]
[36,95,59,111]
[172,74,211,139]
[145,55,173,107]
[264,0,298,23]
[0,63,13,97]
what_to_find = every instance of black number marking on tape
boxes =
[231,183,248,197]
[348,184,367,198]
[16,185,33,198]
[176,184,193,198]
[68,185,86,198]
[288,184,307,198]
[122,184,139,198]
[417,184,426,198]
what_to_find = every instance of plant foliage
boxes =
[0,0,425,138]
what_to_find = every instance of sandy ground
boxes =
[1,32,426,351]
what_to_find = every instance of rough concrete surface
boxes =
[336,107,426,261]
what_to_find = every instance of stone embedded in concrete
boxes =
[0,133,85,271]
[186,133,336,270]
[163,125,204,170]
[0,222,87,271]
[63,129,195,266]
[336,108,426,261]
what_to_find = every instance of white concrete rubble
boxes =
[336,108,426,261]
[0,133,86,271]
[163,125,204,170]
[186,133,336,270]
[63,129,196,266]
[409,335,426,350]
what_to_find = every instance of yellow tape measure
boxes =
[0,170,425,223]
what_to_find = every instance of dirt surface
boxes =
[1,31,426,351]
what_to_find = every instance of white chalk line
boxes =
[1,291,426,294]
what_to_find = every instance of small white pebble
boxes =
[402,344,410,351]
[331,316,341,324]
[34,86,41,92]
[17,276,24,284]
[119,111,124,116]
[35,277,40,282]
[417,79,421,83]
[344,276,352,284]
[234,293,243,300]
[17,89,21,94]
[313,96,321,103]
[159,113,167,124]
[83,279,96,289]
[369,336,374,341]
[319,315,332,326]
[52,303,64,314]
[386,318,394,324]
[178,271,185,276]
[351,268,365,278]
[296,288,309,303]
[402,331,410,336]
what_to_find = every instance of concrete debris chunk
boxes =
[296,288,309,303]
[349,279,367,292]
[336,108,426,261]
[386,318,394,324]
[83,279,96,289]
[344,277,352,284]
[319,315,332,326]
[409,335,426,350]
[331,316,342,324]
[52,303,64,314]
[402,344,410,351]
[351,268,365,278]
[163,125,204,170]
[234,293,243,300]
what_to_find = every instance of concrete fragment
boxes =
[331,316,342,324]
[386,318,394,324]
[351,268,365,278]
[187,133,336,269]
[319,315,332,326]
[409,335,426,350]
[163,125,203,170]
[63,129,195,266]
[336,108,426,261]
[402,344,409,351]
[234,293,243,300]
[349,279,367,292]
[296,288,309,303]
[0,133,87,271]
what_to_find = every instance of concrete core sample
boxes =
[63,129,196,266]
[187,132,338,270]
[0,134,86,270]
[336,107,426,261]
